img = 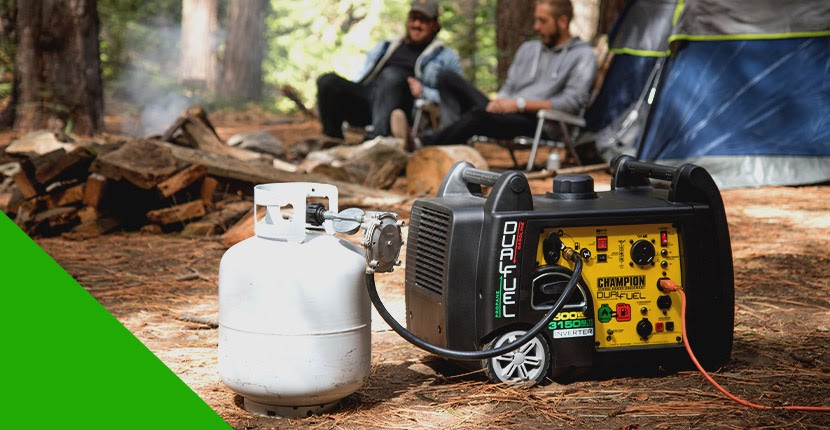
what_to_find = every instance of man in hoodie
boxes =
[420,0,596,146]
[316,0,461,141]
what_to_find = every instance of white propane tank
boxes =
[218,183,370,418]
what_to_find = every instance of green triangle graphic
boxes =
[0,213,230,429]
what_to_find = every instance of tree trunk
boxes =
[219,0,266,103]
[572,0,600,41]
[11,0,103,135]
[0,0,16,128]
[496,0,535,84]
[180,0,219,93]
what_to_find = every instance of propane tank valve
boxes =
[306,204,404,274]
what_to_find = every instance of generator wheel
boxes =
[482,330,550,386]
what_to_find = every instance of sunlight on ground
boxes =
[741,206,830,229]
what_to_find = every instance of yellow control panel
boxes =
[536,224,684,349]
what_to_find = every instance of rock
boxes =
[287,136,344,160]
[6,131,76,156]
[304,137,408,189]
[226,130,285,158]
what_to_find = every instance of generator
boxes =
[403,155,735,385]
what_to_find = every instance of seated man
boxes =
[316,0,461,141]
[421,0,596,147]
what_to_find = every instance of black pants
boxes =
[423,69,539,146]
[316,67,415,139]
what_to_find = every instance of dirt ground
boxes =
[9,111,830,429]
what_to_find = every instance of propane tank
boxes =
[218,183,370,418]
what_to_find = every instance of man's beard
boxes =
[543,28,561,47]
[406,27,434,46]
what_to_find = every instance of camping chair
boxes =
[411,98,587,169]
[496,108,587,171]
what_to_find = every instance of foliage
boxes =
[97,0,182,82]
[439,0,499,91]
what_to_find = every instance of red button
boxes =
[660,231,669,247]
[597,236,608,251]
[655,322,664,332]
[616,303,631,322]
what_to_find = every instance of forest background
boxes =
[0,0,618,138]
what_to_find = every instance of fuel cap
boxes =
[548,174,597,200]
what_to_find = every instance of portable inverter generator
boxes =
[403,155,735,385]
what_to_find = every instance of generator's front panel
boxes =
[535,223,684,350]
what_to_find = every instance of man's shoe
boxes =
[390,109,414,151]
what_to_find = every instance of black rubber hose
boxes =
[365,254,583,360]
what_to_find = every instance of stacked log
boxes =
[0,108,408,241]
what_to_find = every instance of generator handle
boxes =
[461,167,501,187]
[624,160,676,182]
[437,161,500,197]
[613,155,676,184]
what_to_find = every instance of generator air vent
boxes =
[409,206,450,296]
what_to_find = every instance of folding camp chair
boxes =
[496,108,587,171]
[411,100,588,170]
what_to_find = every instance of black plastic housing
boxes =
[404,156,734,375]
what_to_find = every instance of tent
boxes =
[635,0,830,188]
[584,0,677,157]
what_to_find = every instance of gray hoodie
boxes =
[497,37,597,115]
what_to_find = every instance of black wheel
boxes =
[482,330,551,386]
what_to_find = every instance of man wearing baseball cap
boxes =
[316,0,461,142]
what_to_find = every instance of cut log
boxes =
[200,176,220,208]
[221,207,255,248]
[0,191,13,212]
[157,163,207,198]
[140,224,164,234]
[272,158,299,173]
[146,200,206,225]
[65,216,122,239]
[32,146,95,185]
[90,139,181,189]
[83,173,107,208]
[309,164,365,185]
[13,170,39,199]
[181,200,251,237]
[28,206,79,234]
[158,141,407,204]
[177,106,268,163]
[364,150,408,189]
[5,189,26,216]
[76,206,100,224]
[281,84,317,119]
[46,183,85,209]
[308,140,408,190]
[406,145,489,196]
[160,116,188,142]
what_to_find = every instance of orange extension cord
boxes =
[658,279,830,412]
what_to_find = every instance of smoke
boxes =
[110,25,191,137]
[111,24,225,137]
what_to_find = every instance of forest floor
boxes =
[7,109,830,429]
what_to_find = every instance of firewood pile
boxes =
[0,107,409,241]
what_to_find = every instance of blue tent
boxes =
[636,0,830,188]
[585,0,676,155]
